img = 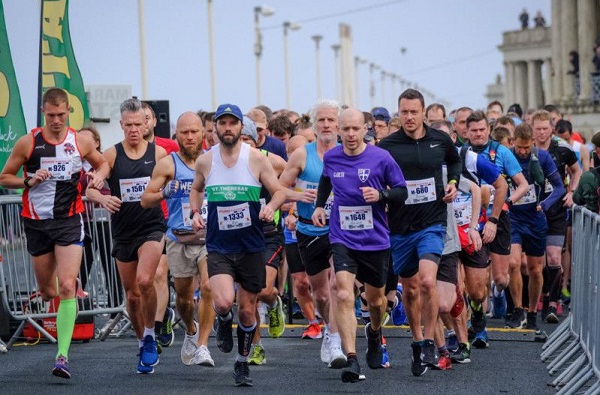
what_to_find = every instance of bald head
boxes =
[177,111,202,129]
[339,108,365,126]
[339,108,367,155]
[175,111,203,159]
[287,135,308,156]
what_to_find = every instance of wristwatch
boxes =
[23,176,33,188]
[189,208,200,220]
[379,189,390,202]
[488,217,499,225]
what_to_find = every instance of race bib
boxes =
[324,194,334,219]
[41,157,72,181]
[339,205,373,230]
[405,177,436,205]
[217,203,251,231]
[182,195,208,227]
[513,184,537,206]
[119,177,150,202]
[453,194,472,226]
[544,181,553,194]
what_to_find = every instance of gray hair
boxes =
[120,98,143,115]
[309,99,341,124]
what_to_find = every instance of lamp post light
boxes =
[283,21,301,109]
[254,5,275,105]
[354,56,367,108]
[311,35,323,99]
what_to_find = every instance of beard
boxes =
[179,144,201,161]
[217,130,241,147]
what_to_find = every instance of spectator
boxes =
[566,51,580,77]
[519,8,529,30]
[534,10,546,27]
[592,44,600,76]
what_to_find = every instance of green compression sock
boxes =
[56,298,77,359]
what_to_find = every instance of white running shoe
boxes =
[320,331,332,363]
[181,322,200,366]
[328,345,347,369]
[192,345,215,367]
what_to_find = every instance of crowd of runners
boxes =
[1,86,599,386]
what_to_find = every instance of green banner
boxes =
[39,0,89,130]
[0,0,27,172]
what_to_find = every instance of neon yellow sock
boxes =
[56,298,77,359]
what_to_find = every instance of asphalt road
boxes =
[0,316,559,395]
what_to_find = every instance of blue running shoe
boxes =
[381,337,390,368]
[472,329,489,349]
[492,284,507,318]
[52,355,71,379]
[445,331,459,353]
[137,348,154,374]
[141,335,159,367]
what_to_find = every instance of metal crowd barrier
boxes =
[541,205,600,395]
[0,194,125,350]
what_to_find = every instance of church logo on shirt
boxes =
[358,169,370,182]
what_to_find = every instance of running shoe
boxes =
[421,339,439,368]
[302,323,323,339]
[381,336,390,368]
[472,329,489,349]
[233,361,253,387]
[506,307,526,329]
[52,355,71,379]
[141,335,159,367]
[450,342,471,364]
[560,288,571,305]
[267,296,286,338]
[329,345,347,369]
[158,307,175,348]
[437,355,453,370]
[292,302,304,319]
[545,306,559,323]
[136,348,154,374]
[248,344,266,365]
[193,345,215,367]
[365,322,383,369]
[492,284,507,318]
[181,322,199,366]
[341,356,362,383]
[526,311,538,330]
[215,314,234,353]
[410,342,428,376]
[469,300,486,333]
[445,330,459,353]
[320,330,332,363]
[450,286,465,318]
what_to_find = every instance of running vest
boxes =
[108,142,166,241]
[22,128,84,220]
[165,153,195,241]
[295,142,333,237]
[205,143,264,254]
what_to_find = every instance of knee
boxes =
[58,279,76,298]
[137,275,154,293]
[403,283,419,301]
[335,287,355,306]
[237,306,255,325]
[420,276,436,294]
[312,287,330,306]
[126,291,141,308]
[200,281,212,300]
[366,293,385,310]
[438,298,454,314]
[293,277,311,296]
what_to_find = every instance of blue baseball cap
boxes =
[215,104,243,121]
[372,107,391,123]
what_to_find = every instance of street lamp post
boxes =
[207,0,217,109]
[311,35,323,99]
[332,44,341,102]
[369,63,379,109]
[254,5,275,106]
[283,21,301,109]
[380,70,387,109]
[354,56,367,108]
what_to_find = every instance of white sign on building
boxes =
[86,84,132,149]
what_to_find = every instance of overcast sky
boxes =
[5,0,551,130]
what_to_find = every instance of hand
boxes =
[162,180,179,199]
[101,195,122,214]
[467,227,483,252]
[28,169,51,187]
[443,183,457,203]
[191,212,205,231]
[259,205,275,222]
[360,186,379,203]
[284,214,297,231]
[311,207,327,227]
[481,221,497,244]
[562,191,573,207]
[299,189,317,204]
[87,171,106,190]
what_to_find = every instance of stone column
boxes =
[577,0,596,102]
[551,0,563,103]
[561,0,578,101]
[544,58,553,105]
[504,62,515,105]
[527,60,544,109]
[514,61,528,107]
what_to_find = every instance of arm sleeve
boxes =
[445,138,462,184]
[540,171,565,212]
[385,186,408,203]
[315,175,332,208]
